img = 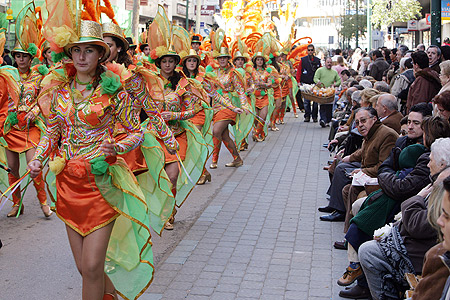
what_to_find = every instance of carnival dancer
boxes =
[146,6,208,230]
[251,52,273,142]
[5,2,50,218]
[268,53,283,131]
[209,29,251,169]
[29,1,154,298]
[280,40,298,118]
[102,21,180,234]
[181,47,243,184]
[231,38,255,151]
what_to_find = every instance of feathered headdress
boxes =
[12,1,42,58]
[43,0,111,63]
[173,26,200,64]
[147,5,179,63]
[211,29,231,59]
[231,37,250,62]
[252,32,271,62]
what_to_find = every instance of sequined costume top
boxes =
[214,65,251,112]
[189,72,236,111]
[33,79,143,162]
[153,74,202,137]
[120,69,178,150]
[251,67,273,99]
[6,66,46,132]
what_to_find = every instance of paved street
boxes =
[1,112,353,300]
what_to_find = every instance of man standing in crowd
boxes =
[369,50,390,81]
[427,45,442,73]
[314,57,341,128]
[297,44,321,122]
[407,51,441,112]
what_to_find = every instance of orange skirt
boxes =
[213,109,236,125]
[116,133,147,175]
[273,87,282,99]
[157,131,188,164]
[190,109,206,126]
[255,96,269,109]
[281,82,290,97]
[4,126,41,153]
[56,158,119,236]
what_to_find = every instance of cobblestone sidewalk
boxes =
[141,115,352,300]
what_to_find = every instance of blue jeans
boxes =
[319,104,333,123]
[303,99,318,119]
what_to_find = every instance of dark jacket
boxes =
[377,137,430,201]
[298,55,321,84]
[349,121,398,177]
[398,195,437,272]
[439,252,450,300]
[369,57,390,81]
[407,68,441,112]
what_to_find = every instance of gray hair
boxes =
[374,81,390,93]
[355,106,378,118]
[351,90,362,103]
[379,94,398,111]
[399,57,409,69]
[361,57,371,64]
[359,79,373,89]
[431,138,450,167]
[428,45,442,57]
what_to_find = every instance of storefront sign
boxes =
[442,0,450,20]
[407,20,418,31]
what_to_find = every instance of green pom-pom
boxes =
[267,59,272,64]
[267,67,272,73]
[100,71,122,95]
[217,88,224,96]
[148,57,155,64]
[205,65,214,73]
[27,43,38,56]
[269,53,274,59]
[90,156,109,175]
[261,91,266,96]
[7,111,18,126]
[271,79,275,84]
[37,65,49,75]
[51,51,67,63]
[86,84,93,90]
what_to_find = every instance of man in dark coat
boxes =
[369,50,390,81]
[375,94,403,134]
[407,51,441,112]
[296,44,321,122]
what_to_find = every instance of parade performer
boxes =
[280,43,299,118]
[209,29,251,169]
[268,52,283,131]
[191,33,210,68]
[5,2,50,218]
[278,42,297,123]
[146,6,208,230]
[29,1,155,299]
[102,20,181,234]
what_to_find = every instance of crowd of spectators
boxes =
[308,44,450,299]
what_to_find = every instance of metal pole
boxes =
[355,0,359,48]
[132,0,140,45]
[195,0,202,33]
[185,0,189,30]
[367,0,372,50]
[430,0,441,45]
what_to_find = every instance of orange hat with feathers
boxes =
[12,1,42,58]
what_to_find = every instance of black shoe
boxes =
[320,120,326,128]
[318,205,334,213]
[0,239,2,249]
[334,240,347,250]
[320,211,345,222]
[339,284,371,299]
[304,117,310,122]
[313,118,318,123]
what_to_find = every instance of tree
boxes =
[338,0,367,48]
[371,0,422,29]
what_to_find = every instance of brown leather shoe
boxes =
[7,205,24,217]
[225,159,243,168]
[337,264,363,286]
[339,284,371,299]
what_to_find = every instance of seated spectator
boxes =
[375,94,403,133]
[338,116,450,299]
[340,69,352,83]
[359,153,450,300]
[374,81,390,93]
[319,107,398,222]
[407,51,441,113]
[432,91,450,122]
[359,79,373,89]
[360,88,380,107]
[438,60,450,95]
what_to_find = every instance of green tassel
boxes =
[267,67,272,73]
[51,51,67,63]
[37,65,49,75]
[261,90,266,96]
[100,71,122,95]
[6,111,18,126]
[90,156,110,175]
[27,43,38,56]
